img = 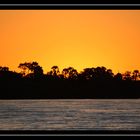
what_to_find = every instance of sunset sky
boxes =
[0,10,140,74]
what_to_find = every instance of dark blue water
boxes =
[0,99,140,130]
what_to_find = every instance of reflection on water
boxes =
[0,99,140,130]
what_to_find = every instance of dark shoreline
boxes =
[0,130,140,135]
[1,65,140,99]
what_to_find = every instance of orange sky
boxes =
[0,10,140,74]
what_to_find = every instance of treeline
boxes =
[0,61,140,99]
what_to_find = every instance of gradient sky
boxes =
[0,10,140,74]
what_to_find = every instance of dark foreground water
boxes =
[0,99,140,130]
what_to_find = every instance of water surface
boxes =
[0,99,140,130]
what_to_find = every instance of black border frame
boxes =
[0,4,140,10]
[0,3,140,136]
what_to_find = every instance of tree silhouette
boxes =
[18,62,43,77]
[0,66,9,72]
[105,69,114,80]
[80,67,114,81]
[0,62,140,99]
[62,68,68,78]
[114,73,123,81]
[18,62,30,75]
[123,71,132,81]
[51,66,60,76]
[62,67,78,79]
[93,66,108,80]
[0,66,22,81]
[80,68,95,80]
[0,66,9,80]
[132,70,139,81]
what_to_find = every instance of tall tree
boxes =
[51,66,60,76]
[18,62,43,77]
[62,67,78,79]
[123,71,132,81]
[80,68,95,80]
[132,70,139,81]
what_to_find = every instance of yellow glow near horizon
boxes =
[0,10,140,74]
